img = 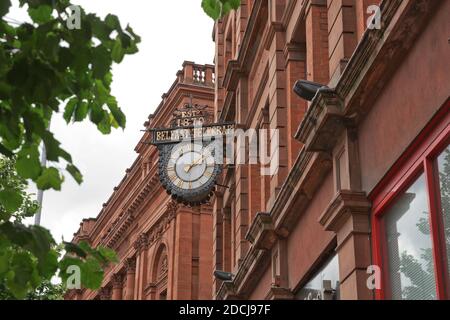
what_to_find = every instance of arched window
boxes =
[152,245,168,300]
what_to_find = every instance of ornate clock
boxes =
[158,141,222,206]
[151,102,234,206]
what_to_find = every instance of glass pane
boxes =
[385,174,437,300]
[437,145,450,277]
[296,255,340,300]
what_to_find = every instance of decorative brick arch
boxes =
[151,243,169,300]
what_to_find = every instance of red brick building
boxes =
[211,0,449,300]
[66,0,450,301]
[65,62,216,300]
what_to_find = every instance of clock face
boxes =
[158,141,222,205]
[167,143,215,190]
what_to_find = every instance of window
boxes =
[372,101,450,300]
[437,146,450,277]
[384,173,437,299]
[296,255,340,300]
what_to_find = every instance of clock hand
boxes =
[184,154,206,173]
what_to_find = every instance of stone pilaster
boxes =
[112,273,123,300]
[99,287,111,301]
[319,190,373,300]
[124,257,136,300]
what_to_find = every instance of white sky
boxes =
[8,1,215,242]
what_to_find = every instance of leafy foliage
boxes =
[0,280,66,300]
[0,0,140,299]
[0,157,119,299]
[0,157,38,222]
[0,0,140,190]
[201,0,241,20]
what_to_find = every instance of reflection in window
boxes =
[437,146,450,277]
[385,174,437,300]
[296,255,340,300]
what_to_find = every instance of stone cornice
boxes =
[319,190,371,232]
[245,212,276,251]
[99,174,160,248]
[265,286,294,300]
[217,280,239,300]
[294,89,346,151]
[232,247,271,299]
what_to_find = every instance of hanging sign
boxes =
[150,102,234,206]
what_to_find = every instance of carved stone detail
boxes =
[99,287,111,300]
[112,273,124,289]
[125,257,136,273]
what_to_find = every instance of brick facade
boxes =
[212,0,448,300]
[65,62,215,300]
[66,0,449,301]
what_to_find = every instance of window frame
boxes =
[371,99,450,300]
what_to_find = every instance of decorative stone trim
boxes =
[319,190,371,232]
[245,213,276,251]
[144,283,157,295]
[125,257,136,273]
[112,273,124,289]
[99,287,112,300]
[265,286,294,300]
[295,89,346,152]
[133,233,150,253]
[217,281,240,301]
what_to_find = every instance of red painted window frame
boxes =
[370,99,450,300]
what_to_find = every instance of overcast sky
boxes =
[8,1,215,242]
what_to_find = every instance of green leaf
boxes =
[0,222,33,248]
[92,46,111,79]
[89,103,106,125]
[64,242,87,258]
[107,97,126,129]
[94,80,109,105]
[98,247,118,264]
[97,114,112,134]
[41,131,72,163]
[7,251,34,299]
[0,189,23,213]
[38,250,59,279]
[28,5,53,24]
[16,145,42,180]
[0,249,11,276]
[0,0,11,18]
[36,167,63,191]
[202,0,240,19]
[81,257,103,289]
[104,14,122,31]
[112,38,125,63]
[66,164,83,184]
[74,100,89,122]
[63,97,78,123]
[202,0,222,20]
[225,0,241,9]
[89,14,113,41]
[0,143,13,157]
